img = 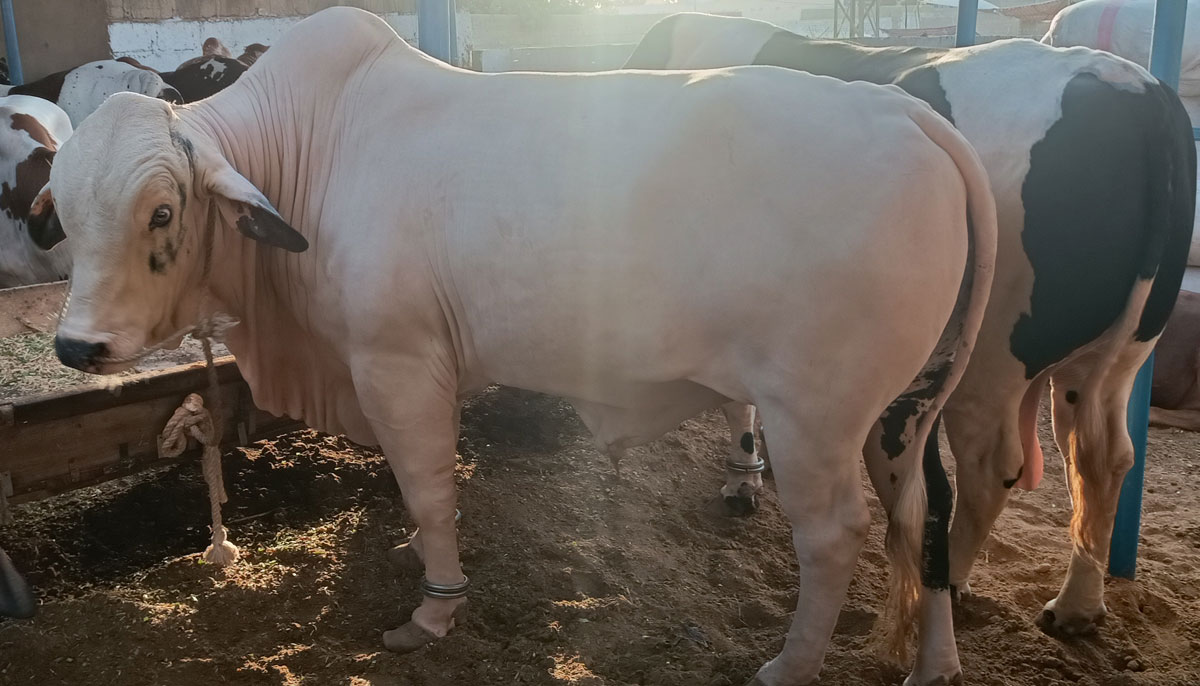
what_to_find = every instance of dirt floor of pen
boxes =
[1,385,1199,686]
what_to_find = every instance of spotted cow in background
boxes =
[1150,289,1200,430]
[0,60,181,127]
[625,12,1197,665]
[0,95,71,287]
[161,56,248,103]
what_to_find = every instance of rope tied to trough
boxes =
[158,320,240,566]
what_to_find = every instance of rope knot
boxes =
[158,337,239,567]
[160,393,215,458]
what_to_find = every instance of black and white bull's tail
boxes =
[1068,79,1196,566]
[877,92,998,662]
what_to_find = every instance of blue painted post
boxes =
[418,0,458,66]
[1109,0,1188,580]
[0,0,24,86]
[955,0,979,47]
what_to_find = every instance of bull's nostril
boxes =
[54,336,108,371]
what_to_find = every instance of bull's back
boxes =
[421,69,977,397]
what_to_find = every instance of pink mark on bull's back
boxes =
[1096,0,1131,52]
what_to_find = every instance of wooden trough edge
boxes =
[1,355,303,506]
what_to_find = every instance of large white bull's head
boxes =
[29,93,307,374]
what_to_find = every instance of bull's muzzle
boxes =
[54,336,109,372]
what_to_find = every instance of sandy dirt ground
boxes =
[0,386,1198,686]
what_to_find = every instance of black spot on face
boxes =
[149,252,165,274]
[1065,390,1078,404]
[739,431,755,454]
[889,472,897,485]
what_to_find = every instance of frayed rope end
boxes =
[203,525,240,567]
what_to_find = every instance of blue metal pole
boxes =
[955,0,979,47]
[1108,0,1187,580]
[1,0,24,86]
[418,0,457,65]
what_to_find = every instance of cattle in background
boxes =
[1150,289,1200,430]
[115,56,159,73]
[161,56,248,103]
[0,95,71,287]
[0,60,181,127]
[238,43,269,66]
[31,8,998,683]
[1043,0,1200,267]
[625,12,1196,674]
[178,37,234,70]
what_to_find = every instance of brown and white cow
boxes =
[0,95,71,287]
[1,60,181,127]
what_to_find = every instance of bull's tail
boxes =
[1069,79,1195,565]
[877,95,998,662]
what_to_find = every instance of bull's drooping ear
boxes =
[203,155,308,253]
[27,185,65,251]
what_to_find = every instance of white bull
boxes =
[30,8,996,685]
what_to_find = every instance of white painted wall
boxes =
[109,13,478,71]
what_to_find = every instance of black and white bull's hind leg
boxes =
[943,368,1045,601]
[720,401,766,515]
[1038,337,1157,636]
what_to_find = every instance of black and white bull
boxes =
[625,10,1196,655]
[160,57,248,103]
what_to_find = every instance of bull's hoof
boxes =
[724,493,759,517]
[1036,601,1105,637]
[383,621,439,653]
[387,541,423,574]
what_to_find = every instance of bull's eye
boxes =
[150,205,172,228]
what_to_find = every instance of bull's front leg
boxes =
[353,357,468,653]
[720,402,765,515]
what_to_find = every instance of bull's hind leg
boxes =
[720,402,765,515]
[1039,341,1153,636]
[943,374,1042,597]
[747,403,870,686]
